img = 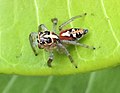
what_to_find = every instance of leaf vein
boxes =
[34,0,40,25]
[101,0,120,46]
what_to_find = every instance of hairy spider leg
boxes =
[59,13,87,31]
[61,40,96,50]
[47,52,54,67]
[29,24,48,56]
[57,43,78,68]
[29,32,38,56]
[51,18,58,32]
[38,24,48,32]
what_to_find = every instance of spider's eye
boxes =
[46,37,52,43]
[37,40,39,43]
[44,31,50,35]
[40,41,45,44]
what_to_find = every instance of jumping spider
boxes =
[29,13,95,68]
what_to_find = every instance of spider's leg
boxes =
[38,24,48,32]
[51,18,58,32]
[61,40,96,50]
[59,13,87,31]
[57,43,77,68]
[29,32,38,56]
[47,52,54,67]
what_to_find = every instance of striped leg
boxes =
[29,32,38,56]
[61,40,95,50]
[51,18,58,32]
[57,43,78,68]
[47,52,54,67]
[59,13,87,31]
[38,24,48,32]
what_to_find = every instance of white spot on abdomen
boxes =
[61,31,70,36]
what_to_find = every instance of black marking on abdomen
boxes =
[76,33,82,38]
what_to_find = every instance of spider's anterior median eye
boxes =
[46,37,52,43]
[40,41,45,44]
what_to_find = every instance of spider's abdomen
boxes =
[59,28,88,41]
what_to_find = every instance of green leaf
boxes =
[0,0,120,75]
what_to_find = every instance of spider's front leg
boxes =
[29,24,48,56]
[47,52,54,67]
[38,24,48,32]
[57,43,78,68]
[29,32,39,56]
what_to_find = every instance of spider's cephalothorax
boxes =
[29,13,95,68]
[37,31,60,51]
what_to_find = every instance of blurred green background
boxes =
[0,66,120,93]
